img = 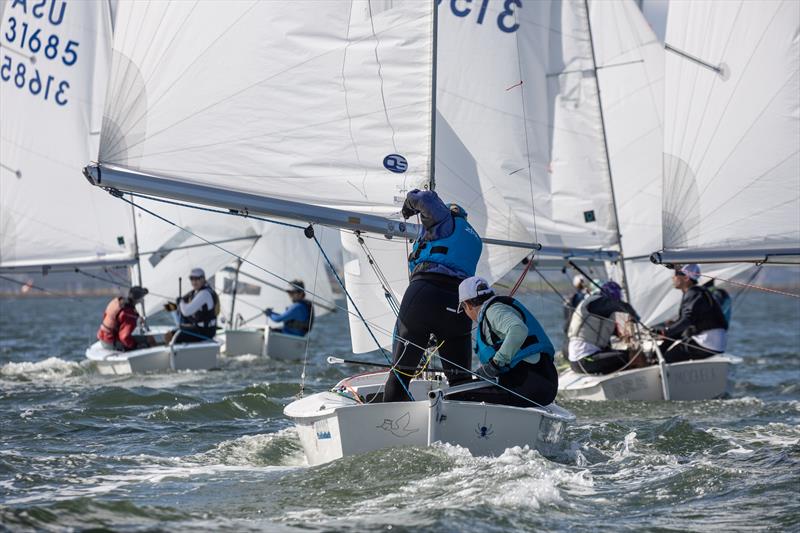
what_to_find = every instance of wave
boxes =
[0,357,87,383]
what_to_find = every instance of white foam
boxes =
[190,428,308,467]
[0,357,85,382]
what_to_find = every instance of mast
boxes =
[583,0,630,300]
[128,193,146,318]
[428,0,438,191]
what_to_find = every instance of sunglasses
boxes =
[674,271,686,277]
[189,276,203,281]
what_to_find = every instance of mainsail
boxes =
[93,0,434,219]
[654,0,800,264]
[0,0,135,272]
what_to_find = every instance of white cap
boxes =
[679,263,701,281]
[457,276,494,310]
[190,267,206,278]
[572,275,585,288]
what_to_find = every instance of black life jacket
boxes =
[688,285,728,333]
[284,300,314,335]
[185,285,220,328]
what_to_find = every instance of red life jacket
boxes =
[97,297,139,349]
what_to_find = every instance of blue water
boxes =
[1,289,798,531]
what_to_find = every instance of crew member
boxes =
[448,276,558,407]
[383,189,483,402]
[97,286,148,351]
[567,280,643,374]
[174,268,220,343]
[564,274,590,331]
[659,264,728,362]
[265,280,314,336]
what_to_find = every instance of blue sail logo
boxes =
[383,154,408,174]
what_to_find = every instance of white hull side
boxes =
[220,328,266,357]
[265,330,308,361]
[85,341,220,375]
[284,373,574,466]
[558,355,734,401]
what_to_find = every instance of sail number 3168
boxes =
[1,54,68,105]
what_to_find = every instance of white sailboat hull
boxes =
[85,326,220,375]
[265,330,308,361]
[284,372,575,466]
[220,328,266,357]
[558,355,735,401]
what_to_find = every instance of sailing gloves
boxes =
[401,201,419,219]
[475,358,502,381]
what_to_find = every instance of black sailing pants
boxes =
[383,274,473,402]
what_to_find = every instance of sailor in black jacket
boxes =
[659,264,728,362]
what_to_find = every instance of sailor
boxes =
[448,276,558,407]
[382,189,483,402]
[97,286,148,351]
[567,281,643,374]
[265,280,314,336]
[562,274,590,355]
[173,268,220,343]
[564,275,590,329]
[658,264,728,362]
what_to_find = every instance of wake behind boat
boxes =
[284,369,575,466]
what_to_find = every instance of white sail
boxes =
[436,0,619,254]
[98,0,434,217]
[590,0,754,325]
[0,0,135,271]
[132,198,258,316]
[661,0,800,260]
[92,0,435,351]
[586,0,670,323]
[216,222,337,328]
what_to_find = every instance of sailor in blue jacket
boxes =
[383,189,483,402]
[448,276,559,407]
[265,280,314,337]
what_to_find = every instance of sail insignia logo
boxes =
[383,154,408,174]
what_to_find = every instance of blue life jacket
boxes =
[408,214,482,277]
[283,300,313,336]
[475,296,554,371]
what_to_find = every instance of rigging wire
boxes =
[299,228,326,397]
[354,231,401,317]
[698,270,799,299]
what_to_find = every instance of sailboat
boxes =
[215,221,338,359]
[559,0,799,400]
[84,195,262,375]
[425,0,785,401]
[80,0,576,463]
[0,1,265,374]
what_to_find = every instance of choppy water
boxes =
[1,289,798,531]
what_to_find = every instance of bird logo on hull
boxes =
[376,412,419,438]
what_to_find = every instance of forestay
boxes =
[659,0,800,262]
[0,0,134,272]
